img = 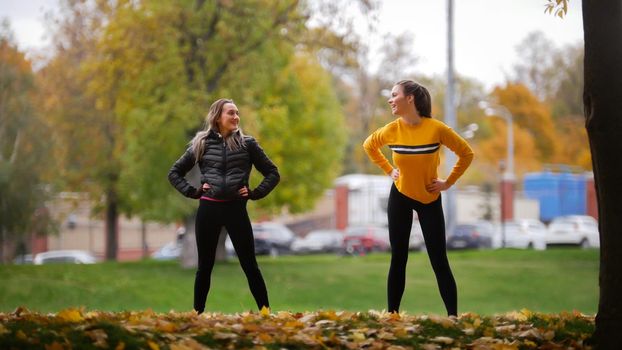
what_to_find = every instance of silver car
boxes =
[547,215,599,248]
[291,230,343,254]
[34,250,98,264]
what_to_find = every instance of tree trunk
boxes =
[583,1,622,348]
[141,220,148,259]
[105,190,119,261]
[0,228,4,264]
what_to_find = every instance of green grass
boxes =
[0,248,598,315]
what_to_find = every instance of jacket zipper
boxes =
[222,139,227,194]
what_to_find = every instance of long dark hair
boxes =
[396,80,432,118]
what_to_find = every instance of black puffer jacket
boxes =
[168,130,280,200]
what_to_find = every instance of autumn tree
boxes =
[41,0,356,260]
[38,1,124,260]
[0,21,53,263]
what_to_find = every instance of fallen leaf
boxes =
[431,336,454,344]
[57,308,83,323]
[260,306,270,317]
[147,340,160,350]
[44,341,65,350]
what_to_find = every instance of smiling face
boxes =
[216,103,240,136]
[387,84,415,116]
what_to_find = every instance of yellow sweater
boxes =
[363,117,474,204]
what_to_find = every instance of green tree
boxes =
[0,21,53,263]
[38,0,122,260]
[41,0,354,260]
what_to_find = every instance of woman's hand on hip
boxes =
[426,178,449,193]
[390,168,400,180]
[239,186,249,198]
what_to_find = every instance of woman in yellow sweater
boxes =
[363,80,473,316]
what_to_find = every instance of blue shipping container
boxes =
[523,171,587,222]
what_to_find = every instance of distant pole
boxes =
[444,0,457,236]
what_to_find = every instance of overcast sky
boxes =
[2,0,583,90]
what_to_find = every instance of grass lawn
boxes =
[0,248,598,315]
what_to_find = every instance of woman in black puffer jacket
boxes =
[168,98,279,314]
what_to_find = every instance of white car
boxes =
[151,241,182,260]
[495,219,547,250]
[547,215,599,248]
[291,230,343,254]
[33,250,98,264]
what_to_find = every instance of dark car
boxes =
[342,226,390,255]
[446,222,494,250]
[252,222,295,255]
[226,222,295,257]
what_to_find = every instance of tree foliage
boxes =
[0,21,53,262]
[38,0,353,242]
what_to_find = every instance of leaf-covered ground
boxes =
[0,307,594,349]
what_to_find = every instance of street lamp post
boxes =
[478,101,515,248]
[478,101,514,178]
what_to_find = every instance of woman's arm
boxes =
[440,125,474,186]
[247,138,280,200]
[168,147,202,199]
[363,127,394,174]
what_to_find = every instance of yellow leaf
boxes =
[523,340,538,348]
[258,332,273,343]
[284,320,304,328]
[16,330,27,340]
[115,342,125,350]
[276,311,293,320]
[170,339,206,350]
[147,340,160,350]
[156,321,177,333]
[260,306,270,317]
[543,330,555,340]
[319,310,338,320]
[350,332,366,341]
[520,309,533,319]
[57,308,84,323]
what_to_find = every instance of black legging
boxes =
[387,184,457,316]
[193,199,269,313]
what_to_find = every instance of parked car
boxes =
[151,241,182,260]
[226,235,280,257]
[291,230,344,254]
[495,219,547,250]
[342,226,390,254]
[252,222,295,254]
[13,254,33,265]
[446,222,494,250]
[547,215,599,248]
[33,250,98,265]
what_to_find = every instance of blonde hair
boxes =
[190,98,246,163]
